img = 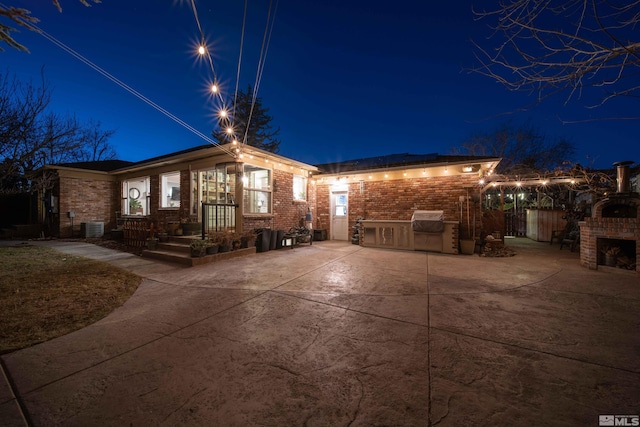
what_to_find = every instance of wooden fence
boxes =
[123,217,153,251]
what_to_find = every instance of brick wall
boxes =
[272,169,311,230]
[316,175,481,241]
[57,176,117,237]
[580,217,639,273]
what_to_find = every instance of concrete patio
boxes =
[1,238,638,426]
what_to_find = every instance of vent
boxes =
[81,222,104,238]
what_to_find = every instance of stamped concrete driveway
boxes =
[1,238,639,426]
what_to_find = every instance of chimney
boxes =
[613,161,633,193]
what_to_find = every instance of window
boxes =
[122,177,150,215]
[161,171,181,208]
[293,174,307,201]
[243,164,271,214]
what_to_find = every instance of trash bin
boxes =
[270,228,278,250]
[276,229,285,249]
[256,228,271,253]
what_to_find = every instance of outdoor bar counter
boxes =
[360,219,457,253]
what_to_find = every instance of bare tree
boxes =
[453,122,575,174]
[0,70,116,192]
[472,0,640,118]
[1,1,100,52]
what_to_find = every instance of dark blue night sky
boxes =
[4,0,638,169]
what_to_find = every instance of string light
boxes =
[198,45,206,55]
[211,84,218,93]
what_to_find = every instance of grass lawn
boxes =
[0,244,142,354]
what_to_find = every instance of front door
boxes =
[330,191,348,240]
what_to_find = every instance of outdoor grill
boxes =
[412,210,445,252]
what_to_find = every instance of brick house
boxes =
[39,145,500,254]
[312,153,500,253]
[40,144,318,238]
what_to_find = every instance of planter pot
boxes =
[146,238,158,250]
[460,239,475,255]
[190,247,206,257]
[182,222,202,236]
[167,223,180,236]
[241,237,256,248]
[206,244,219,255]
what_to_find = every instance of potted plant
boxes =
[146,237,159,250]
[157,226,169,243]
[231,232,242,250]
[241,230,257,248]
[190,238,210,257]
[214,231,233,253]
[207,233,222,255]
[129,198,143,215]
[181,217,202,236]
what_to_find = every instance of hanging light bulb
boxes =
[219,109,228,118]
[198,45,206,55]
[226,127,234,135]
[211,84,218,93]
[232,139,238,145]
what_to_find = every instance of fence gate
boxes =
[504,207,526,237]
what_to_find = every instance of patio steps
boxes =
[141,235,256,267]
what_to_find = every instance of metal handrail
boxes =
[201,202,238,239]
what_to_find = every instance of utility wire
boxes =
[233,0,249,120]
[17,18,236,156]
[242,0,279,146]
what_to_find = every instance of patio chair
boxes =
[559,225,580,252]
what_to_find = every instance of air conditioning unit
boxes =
[81,222,104,238]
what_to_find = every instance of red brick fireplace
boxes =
[579,161,639,274]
